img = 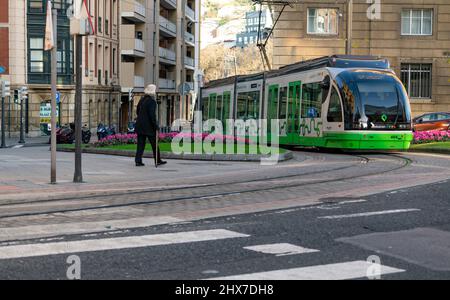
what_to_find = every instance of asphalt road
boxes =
[0,178,449,280]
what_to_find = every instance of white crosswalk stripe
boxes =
[318,209,421,220]
[209,261,405,280]
[0,216,183,242]
[0,229,250,260]
[244,243,319,256]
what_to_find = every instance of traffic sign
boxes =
[179,83,193,96]
[56,92,61,104]
[1,81,10,97]
[20,86,28,101]
[0,66,5,74]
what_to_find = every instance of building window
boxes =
[307,8,338,35]
[29,38,44,73]
[98,17,102,33]
[29,0,44,12]
[113,48,116,75]
[401,9,433,36]
[105,19,109,35]
[401,63,432,99]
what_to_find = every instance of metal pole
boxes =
[7,93,10,138]
[73,34,83,183]
[346,0,353,55]
[1,96,5,148]
[18,88,25,144]
[50,9,57,184]
[181,0,186,120]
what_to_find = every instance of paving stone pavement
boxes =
[0,146,449,238]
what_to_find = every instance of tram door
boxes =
[267,85,279,141]
[222,92,231,132]
[288,81,302,144]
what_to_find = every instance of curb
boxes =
[57,147,293,162]
[408,149,450,155]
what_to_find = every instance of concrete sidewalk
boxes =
[0,146,296,203]
[1,136,50,148]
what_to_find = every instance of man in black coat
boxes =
[135,84,167,167]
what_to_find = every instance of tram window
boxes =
[327,88,343,122]
[268,87,279,120]
[247,91,260,119]
[216,95,223,121]
[222,93,230,121]
[237,91,261,119]
[237,93,247,119]
[202,97,209,121]
[301,83,322,118]
[279,87,288,119]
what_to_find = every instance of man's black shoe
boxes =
[157,161,167,166]
[136,162,145,167]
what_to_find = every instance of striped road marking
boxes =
[0,229,250,260]
[0,216,183,242]
[318,209,421,220]
[210,261,405,280]
[244,243,319,256]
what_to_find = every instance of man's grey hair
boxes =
[144,84,157,96]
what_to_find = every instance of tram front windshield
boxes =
[337,70,412,130]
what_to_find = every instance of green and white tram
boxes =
[200,55,413,150]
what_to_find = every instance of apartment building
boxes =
[236,9,272,48]
[0,0,120,137]
[0,0,200,137]
[119,0,200,130]
[272,0,450,116]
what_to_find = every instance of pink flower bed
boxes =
[413,130,450,144]
[93,132,251,147]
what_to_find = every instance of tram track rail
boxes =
[0,153,412,220]
[0,153,367,207]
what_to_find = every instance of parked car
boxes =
[413,112,450,132]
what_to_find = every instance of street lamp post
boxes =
[71,0,95,183]
[73,34,83,183]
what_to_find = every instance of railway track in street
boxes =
[0,153,412,220]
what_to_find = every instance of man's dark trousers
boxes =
[135,134,161,165]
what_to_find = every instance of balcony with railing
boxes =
[185,5,195,21]
[121,25,145,58]
[160,0,177,10]
[121,1,146,23]
[159,16,177,37]
[185,31,195,46]
[185,56,195,69]
[135,76,145,89]
[121,38,146,58]
[159,47,176,65]
[159,78,176,90]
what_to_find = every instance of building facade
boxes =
[272,0,450,117]
[236,9,271,48]
[119,0,200,131]
[0,0,200,137]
